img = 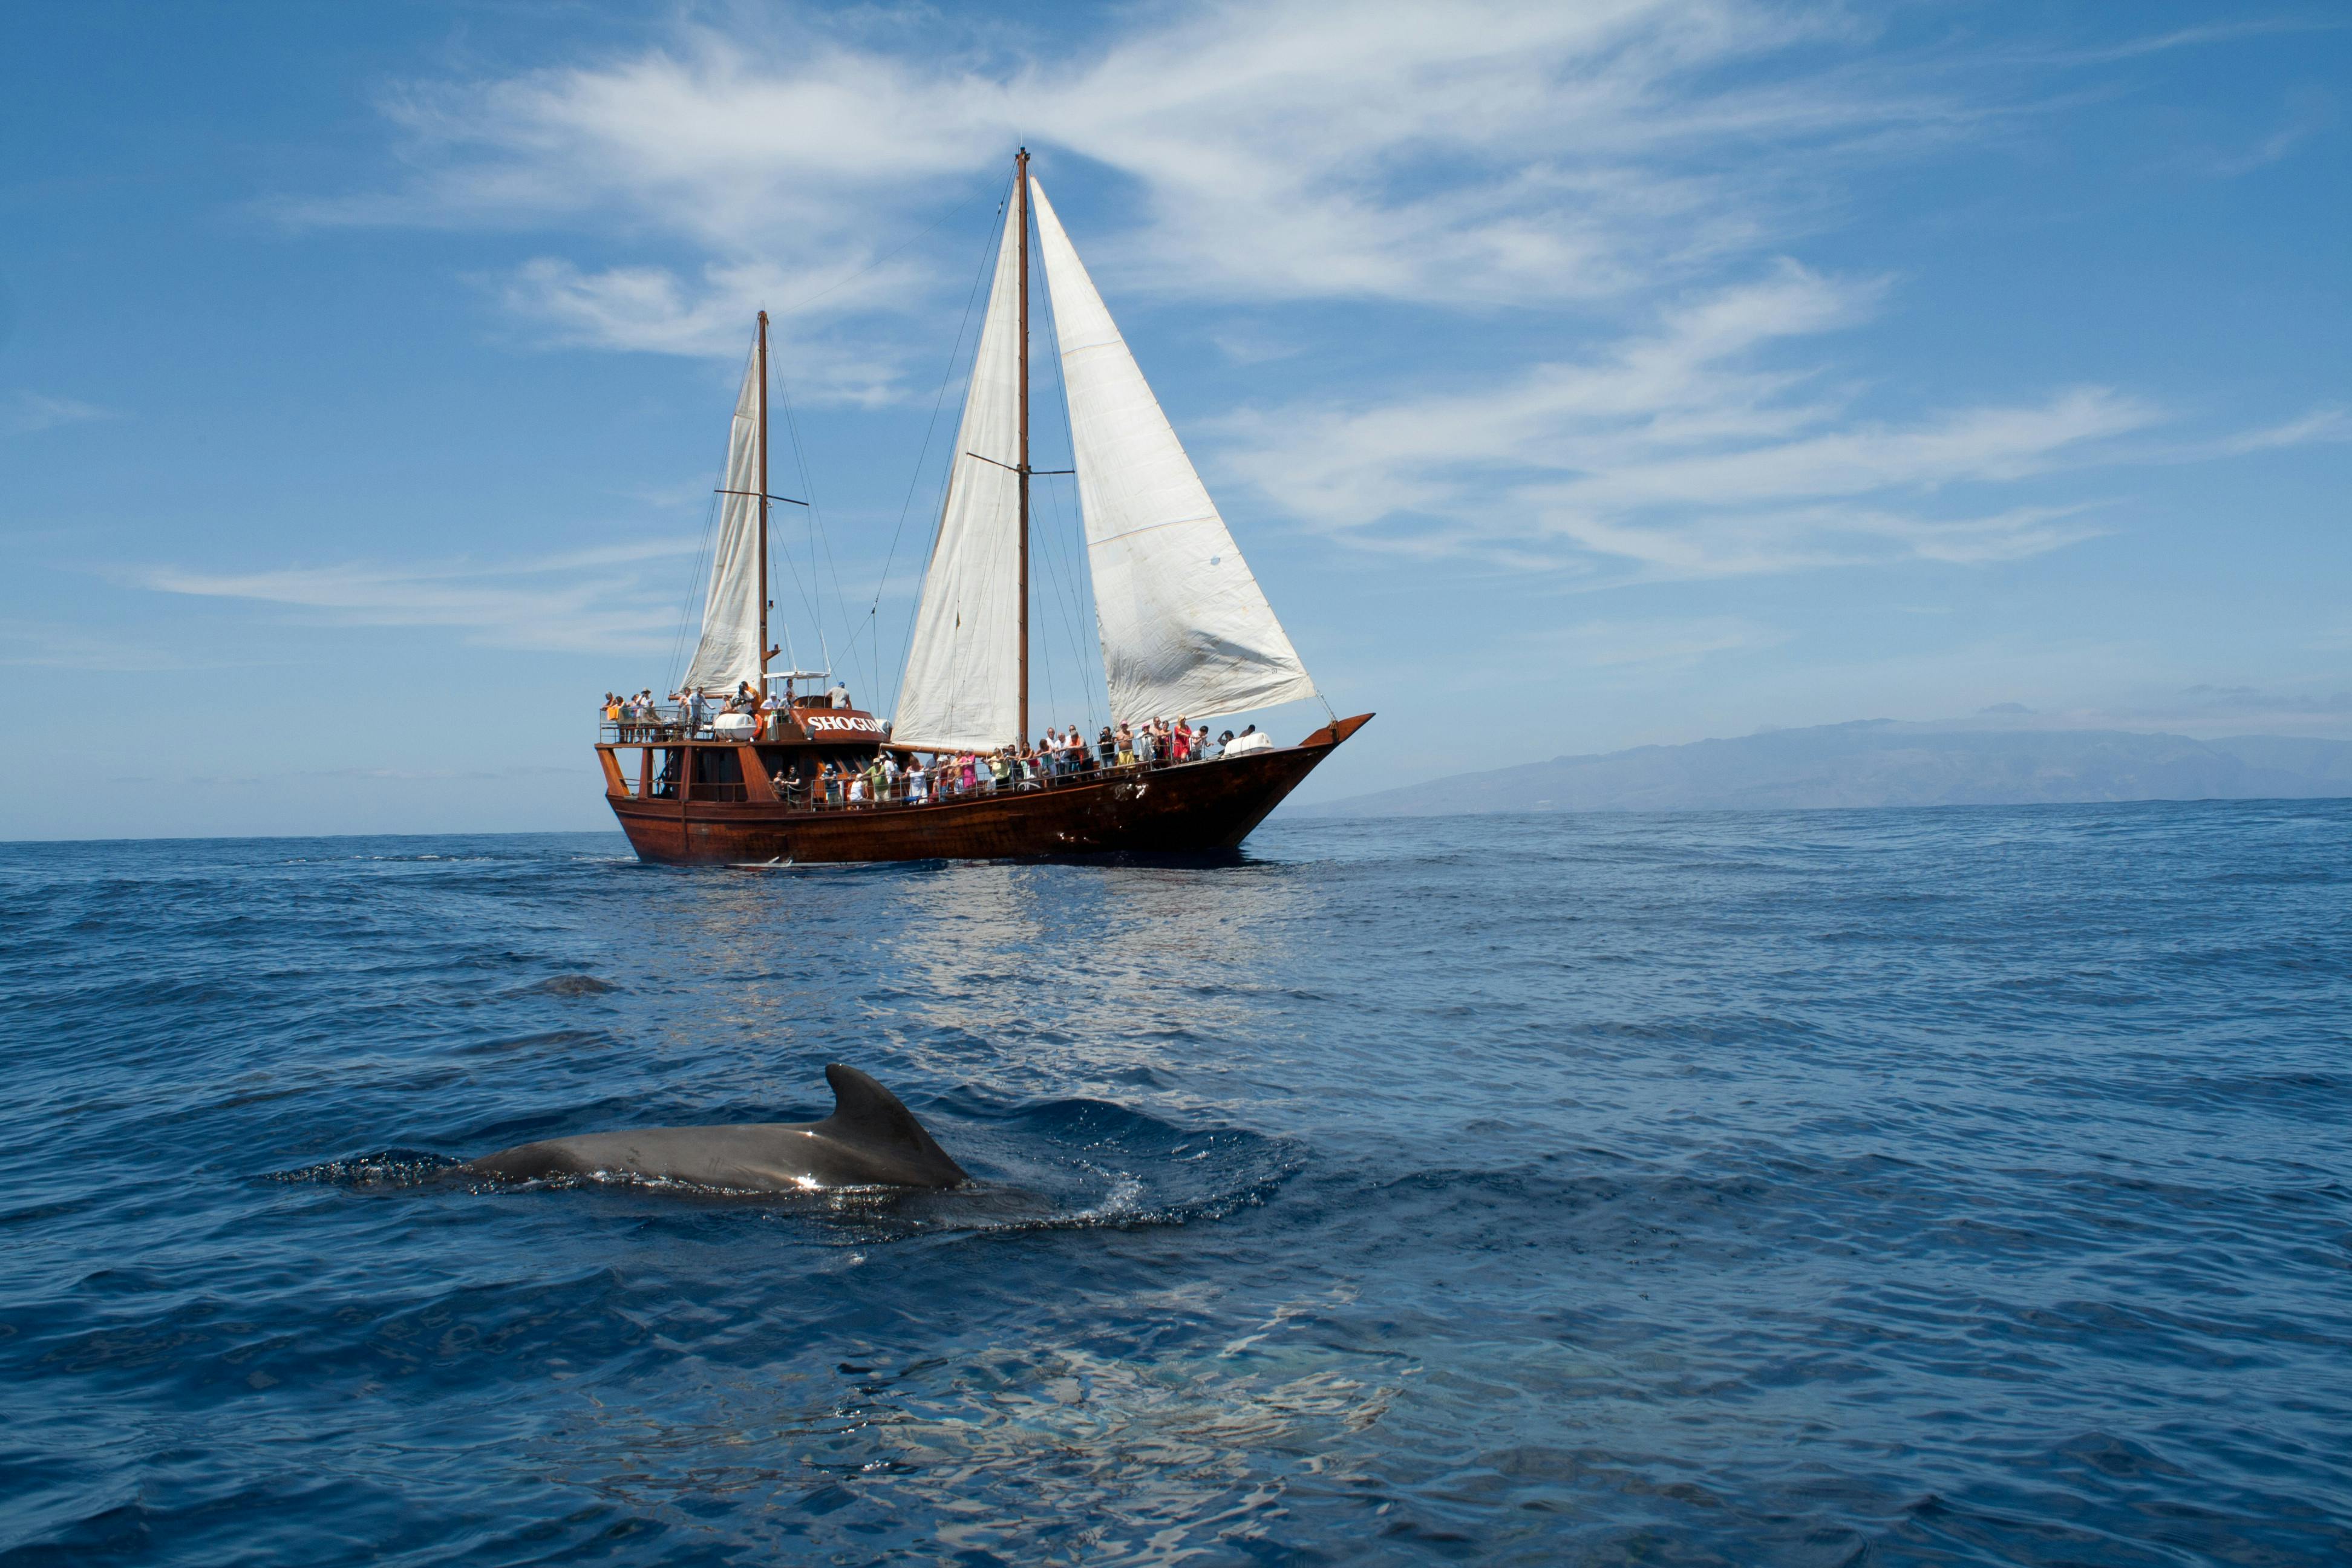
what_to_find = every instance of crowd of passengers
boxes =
[772,717,1255,808]
[600,679,858,742]
[605,685,1260,808]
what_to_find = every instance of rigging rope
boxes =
[666,332,757,693]
[769,370,863,696]
[1031,250,1106,734]
[879,173,1016,722]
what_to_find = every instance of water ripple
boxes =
[2,800,2349,1563]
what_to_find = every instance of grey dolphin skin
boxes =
[465,1063,969,1191]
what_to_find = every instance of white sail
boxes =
[893,200,1027,751]
[680,350,764,696]
[1029,178,1318,725]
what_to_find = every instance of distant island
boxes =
[1299,720,2352,818]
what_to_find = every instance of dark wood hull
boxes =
[606,714,1371,865]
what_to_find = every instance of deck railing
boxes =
[763,751,1245,811]
[599,702,1236,809]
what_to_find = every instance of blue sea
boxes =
[4,801,2349,1566]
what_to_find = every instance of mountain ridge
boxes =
[1299,720,2352,818]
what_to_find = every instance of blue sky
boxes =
[3,1,2346,840]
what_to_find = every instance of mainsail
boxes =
[1029,178,1318,725]
[680,350,765,695]
[892,198,1028,751]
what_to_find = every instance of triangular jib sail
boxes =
[1028,177,1318,725]
[681,350,764,695]
[892,197,1027,751]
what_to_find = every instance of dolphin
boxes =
[464,1063,969,1191]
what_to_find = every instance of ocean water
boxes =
[3,800,2349,1567]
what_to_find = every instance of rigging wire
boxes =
[1036,474,1096,735]
[879,172,1017,721]
[1030,477,1090,735]
[666,488,720,693]
[1030,247,1107,733]
[788,173,1013,711]
[664,181,994,701]
[768,369,863,694]
[666,331,758,693]
[759,360,829,661]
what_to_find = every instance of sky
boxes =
[2,0,2347,840]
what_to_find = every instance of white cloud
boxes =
[1213,264,2164,577]
[1529,615,1789,670]
[495,256,912,402]
[296,0,1977,356]
[134,538,702,654]
[2050,18,2345,66]
[2210,405,2351,456]
[284,1,2338,585]
[4,391,114,436]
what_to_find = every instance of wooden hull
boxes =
[606,714,1370,866]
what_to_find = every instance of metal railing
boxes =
[752,753,1236,813]
[599,702,709,743]
[598,702,1238,810]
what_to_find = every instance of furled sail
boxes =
[892,199,1027,751]
[680,350,764,695]
[1029,178,1318,725]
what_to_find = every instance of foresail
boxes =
[1029,177,1318,725]
[680,351,765,695]
[893,198,1026,751]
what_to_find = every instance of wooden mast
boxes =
[1015,148,1031,744]
[756,309,772,690]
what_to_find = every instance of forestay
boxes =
[893,200,1028,751]
[1030,178,1318,725]
[680,352,765,695]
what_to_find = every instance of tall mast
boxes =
[756,309,772,687]
[1015,148,1031,743]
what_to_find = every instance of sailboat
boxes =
[596,152,1371,864]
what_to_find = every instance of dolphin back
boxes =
[462,1063,969,1191]
[814,1063,969,1186]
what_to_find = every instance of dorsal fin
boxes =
[815,1064,969,1182]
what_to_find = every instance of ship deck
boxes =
[596,713,1371,864]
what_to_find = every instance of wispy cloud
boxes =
[1529,615,1790,670]
[277,1,2343,589]
[134,539,702,654]
[2050,18,2345,66]
[2188,89,2337,178]
[4,391,114,436]
[1212,265,2173,578]
[2175,405,2352,460]
[289,0,1983,356]
[492,256,918,402]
